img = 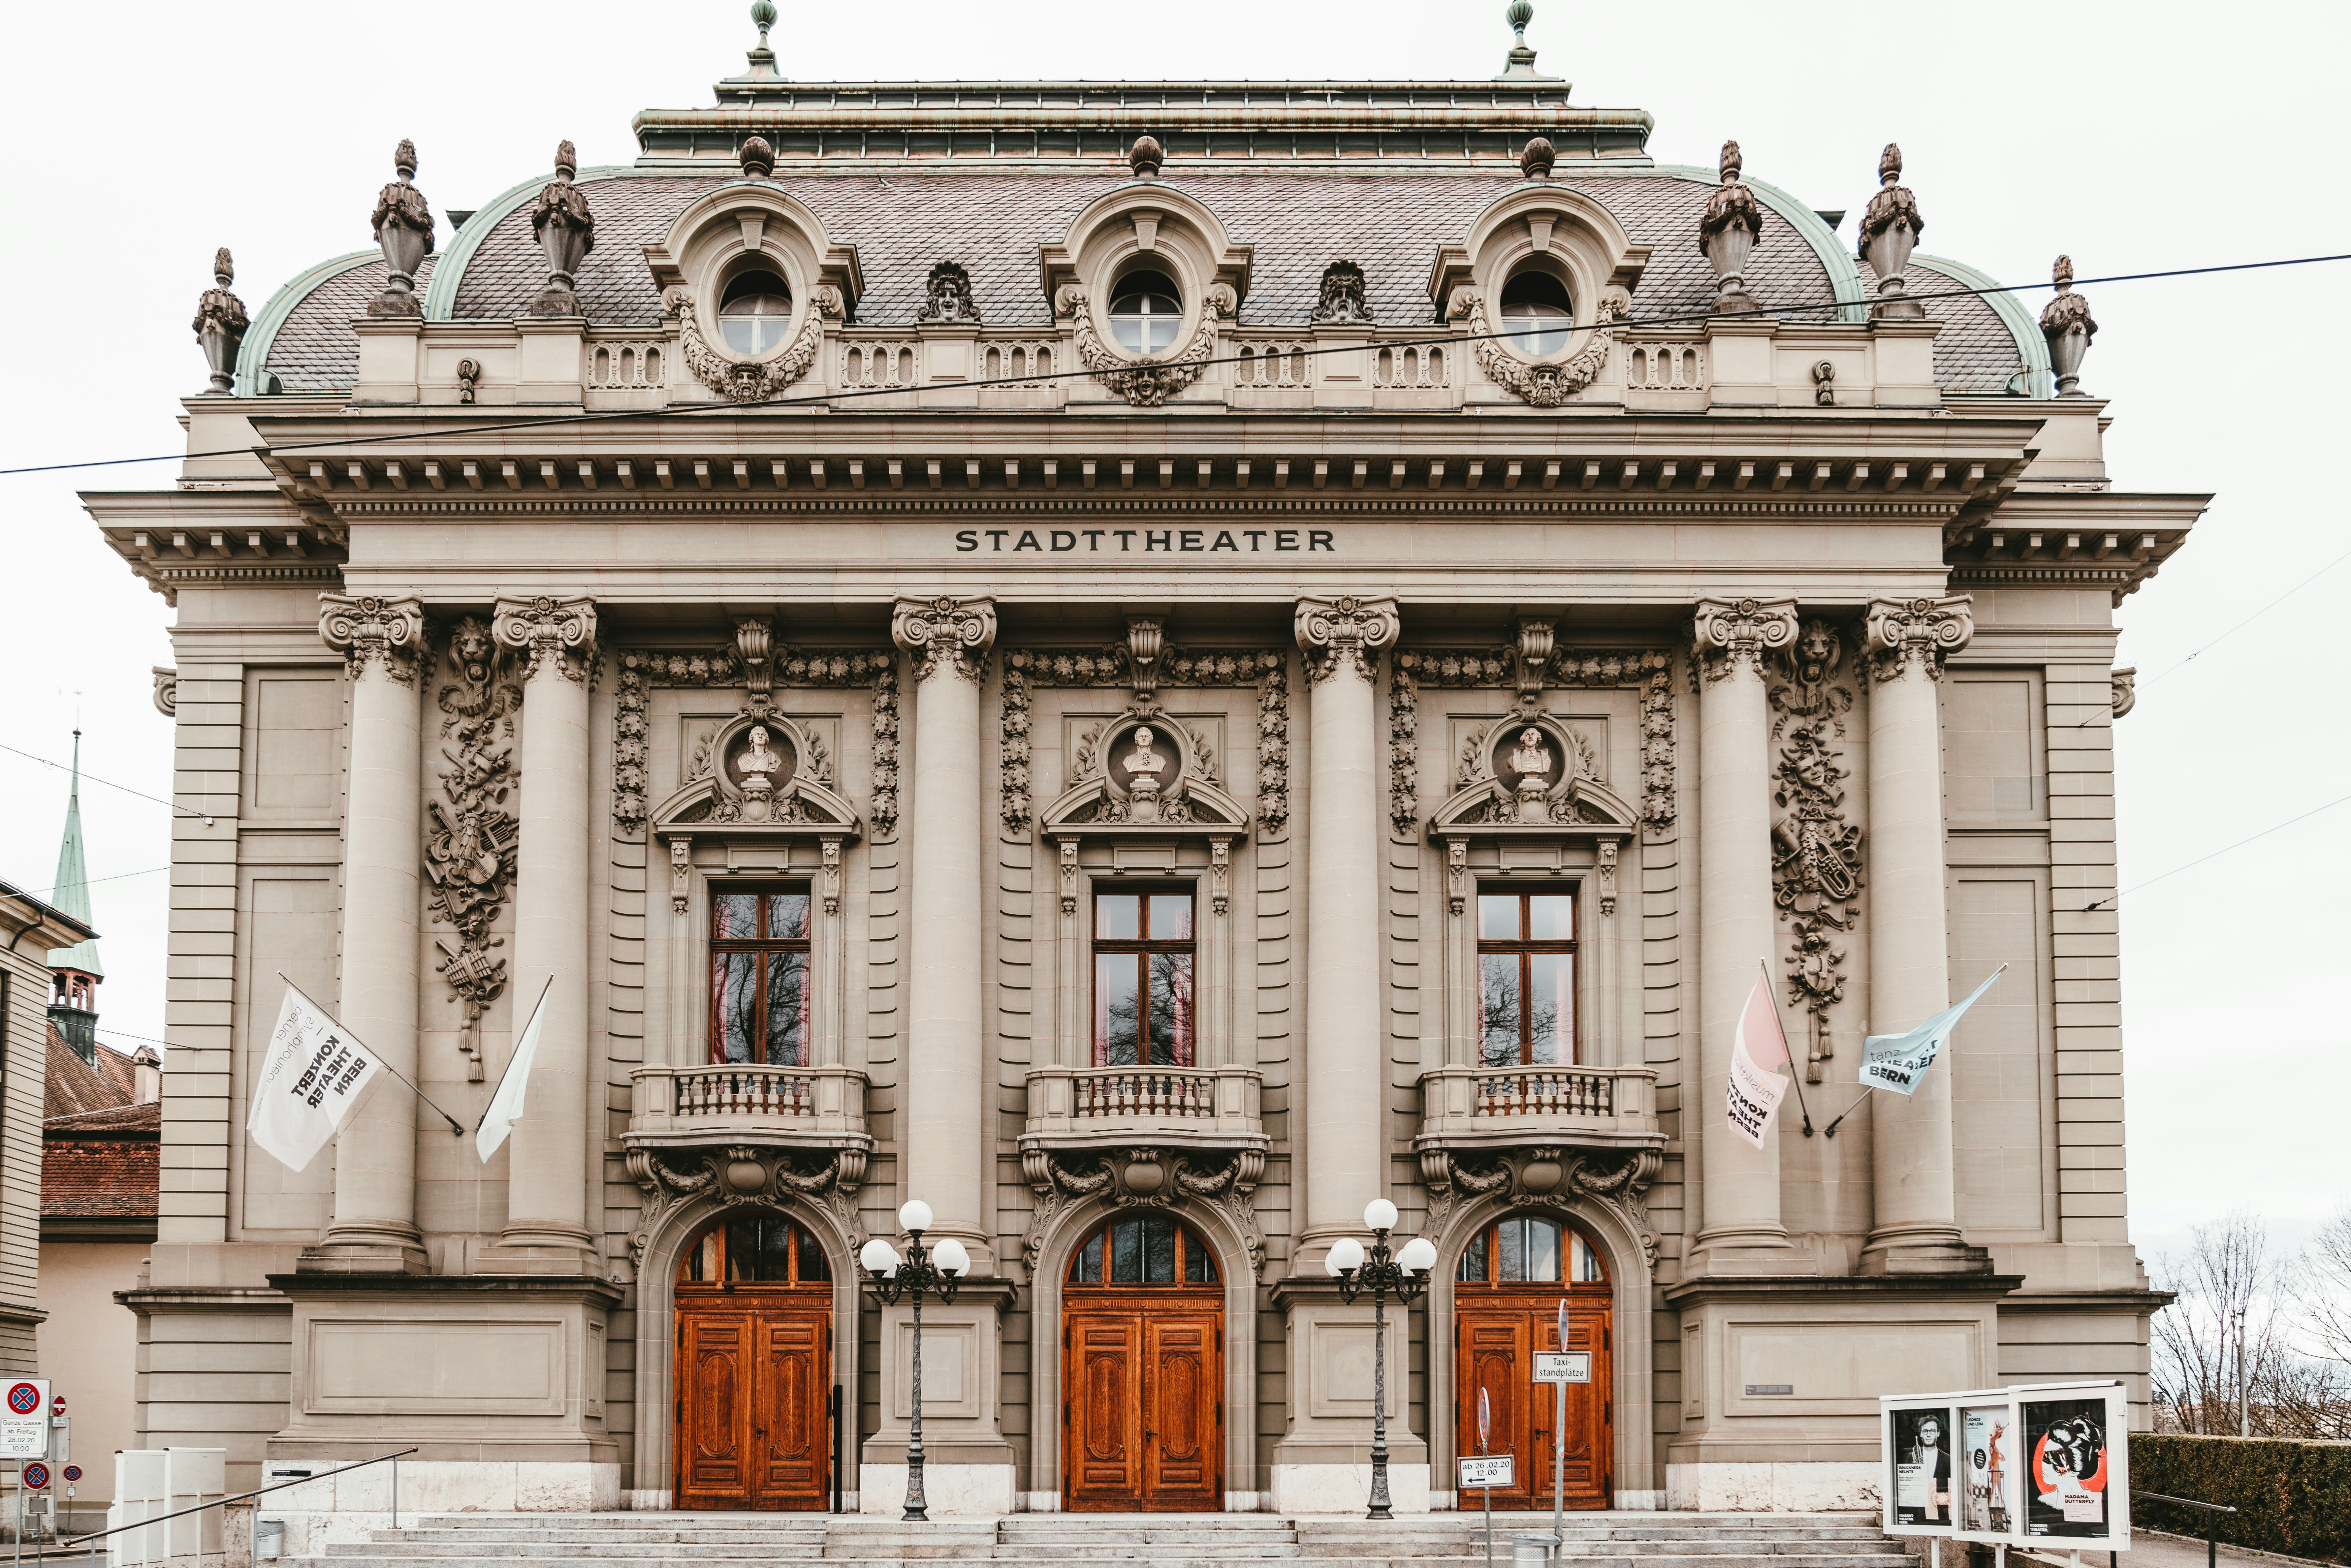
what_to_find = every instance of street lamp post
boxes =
[1328,1198,1439,1520]
[859,1199,970,1521]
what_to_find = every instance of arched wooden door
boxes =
[674,1212,833,1510]
[1454,1215,1612,1510]
[1062,1214,1223,1512]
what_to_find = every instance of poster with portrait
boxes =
[2024,1391,2125,1543]
[1882,1401,1958,1533]
[1956,1402,2015,1541]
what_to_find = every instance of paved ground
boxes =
[2042,1531,2337,1568]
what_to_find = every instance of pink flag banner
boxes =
[1726,966,1792,1150]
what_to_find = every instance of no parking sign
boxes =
[19,1463,46,1490]
[0,1381,47,1460]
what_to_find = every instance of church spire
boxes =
[48,730,104,1055]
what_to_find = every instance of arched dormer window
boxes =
[719,268,795,356]
[1500,268,1573,356]
[1110,269,1184,354]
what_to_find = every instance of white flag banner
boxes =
[476,978,552,1163]
[1859,967,2007,1095]
[246,984,384,1172]
[1725,965,1793,1151]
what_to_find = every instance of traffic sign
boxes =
[1557,1298,1569,1352]
[0,1379,48,1459]
[48,1396,64,1416]
[61,1466,80,1483]
[1533,1351,1592,1384]
[21,1462,48,1490]
[1458,1453,1516,1489]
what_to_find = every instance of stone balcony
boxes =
[1413,1063,1664,1158]
[1019,1065,1267,1156]
[624,1062,872,1155]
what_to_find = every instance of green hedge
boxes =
[2131,1433,2351,1564]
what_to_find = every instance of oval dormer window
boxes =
[1500,268,1573,357]
[719,269,794,356]
[1109,269,1183,355]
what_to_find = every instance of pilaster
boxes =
[890,595,999,1269]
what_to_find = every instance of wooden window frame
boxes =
[1065,1213,1220,1289]
[709,886,814,1067]
[675,1212,832,1291]
[1090,886,1198,1069]
[1456,1214,1609,1288]
[1475,888,1579,1067]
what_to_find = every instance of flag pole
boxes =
[275,973,467,1136]
[1761,956,1816,1136]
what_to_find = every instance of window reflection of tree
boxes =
[1092,891,1196,1069]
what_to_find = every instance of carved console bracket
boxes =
[1420,1144,1664,1270]
[625,1143,870,1273]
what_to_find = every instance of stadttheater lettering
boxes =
[83,0,2203,1532]
[957,528,1338,553]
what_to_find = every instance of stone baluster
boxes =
[484,594,600,1272]
[308,594,431,1272]
[1689,596,1800,1270]
[1861,596,1983,1273]
[891,595,999,1268]
[1293,595,1401,1258]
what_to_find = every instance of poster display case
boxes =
[1880,1380,2130,1551]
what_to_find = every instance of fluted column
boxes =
[1861,595,1981,1272]
[1689,597,1799,1270]
[485,594,599,1271]
[891,595,998,1267]
[308,594,430,1272]
[1293,595,1400,1256]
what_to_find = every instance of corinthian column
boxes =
[1689,596,1799,1271]
[1293,595,1399,1257]
[484,594,599,1273]
[1861,595,1982,1272]
[891,595,998,1266]
[307,594,430,1272]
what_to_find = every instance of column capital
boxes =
[1293,594,1399,684]
[491,594,598,684]
[319,592,430,686]
[1863,594,1973,682]
[1691,595,1798,683]
[891,594,997,684]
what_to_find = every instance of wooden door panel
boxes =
[678,1312,751,1505]
[752,1311,829,1508]
[1141,1316,1219,1510]
[1066,1314,1143,1508]
[1457,1294,1611,1511]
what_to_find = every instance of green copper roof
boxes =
[47,733,103,979]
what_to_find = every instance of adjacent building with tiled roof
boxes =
[88,1,2202,1536]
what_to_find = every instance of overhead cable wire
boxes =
[0,741,211,821]
[2081,792,2351,912]
[4,249,2349,479]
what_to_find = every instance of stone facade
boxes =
[85,20,2200,1526]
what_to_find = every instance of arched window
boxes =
[676,1211,831,1287]
[1456,1215,1607,1285]
[718,268,794,356]
[1067,1214,1218,1286]
[1499,268,1573,356]
[1109,269,1184,355]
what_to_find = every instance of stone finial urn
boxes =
[1519,136,1555,179]
[368,139,434,317]
[529,140,596,317]
[1859,142,1924,320]
[739,135,775,179]
[1699,139,1766,315]
[2039,254,2097,397]
[192,247,249,394]
[1129,135,1164,177]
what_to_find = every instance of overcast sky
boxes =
[3,0,2343,1263]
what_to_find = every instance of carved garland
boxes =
[1420,1145,1664,1270]
[624,1144,869,1272]
[1764,620,1862,1077]
[1019,1145,1268,1282]
[427,617,523,1079]
[610,643,894,837]
[667,284,841,405]
[1454,284,1629,408]
[1389,668,1420,838]
[998,645,1291,838]
[1058,282,1235,408]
